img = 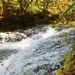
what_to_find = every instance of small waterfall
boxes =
[0,25,75,75]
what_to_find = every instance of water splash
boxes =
[0,25,75,75]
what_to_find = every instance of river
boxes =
[0,24,75,75]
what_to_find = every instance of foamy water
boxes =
[0,26,75,75]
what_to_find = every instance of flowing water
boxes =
[0,25,75,75]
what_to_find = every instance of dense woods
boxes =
[0,0,75,31]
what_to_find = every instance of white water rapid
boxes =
[0,25,75,75]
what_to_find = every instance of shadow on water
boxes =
[0,50,17,62]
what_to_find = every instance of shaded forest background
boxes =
[0,0,75,31]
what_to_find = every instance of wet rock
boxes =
[0,32,27,43]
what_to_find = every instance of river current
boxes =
[0,25,75,75]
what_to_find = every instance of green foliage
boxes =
[23,72,27,75]
[56,43,75,75]
[0,0,75,31]
[63,52,73,71]
[0,0,74,14]
[54,2,75,26]
[57,69,63,75]
[22,69,27,75]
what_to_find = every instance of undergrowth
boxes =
[56,43,75,75]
